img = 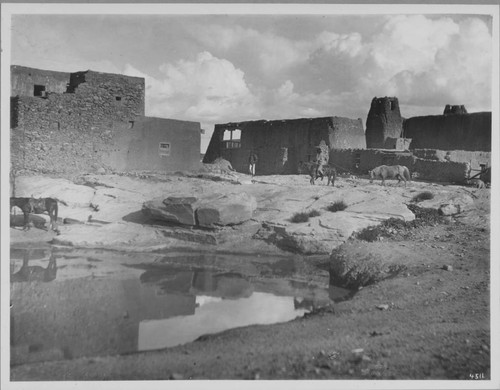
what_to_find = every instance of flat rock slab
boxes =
[142,192,257,228]
[254,193,415,255]
[15,176,95,207]
[197,193,257,227]
[51,222,179,250]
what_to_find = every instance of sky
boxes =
[9,10,494,152]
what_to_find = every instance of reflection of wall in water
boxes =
[10,277,195,364]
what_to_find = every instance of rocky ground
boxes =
[8,167,493,382]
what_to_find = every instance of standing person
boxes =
[315,141,329,181]
[249,150,258,178]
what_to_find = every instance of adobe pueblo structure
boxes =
[205,95,491,183]
[203,116,366,175]
[10,65,201,174]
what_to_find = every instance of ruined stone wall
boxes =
[404,112,491,151]
[204,116,365,175]
[365,97,403,149]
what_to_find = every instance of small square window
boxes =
[159,142,170,156]
[116,96,122,101]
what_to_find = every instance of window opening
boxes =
[222,129,241,149]
[34,85,46,97]
[159,142,171,156]
[116,96,122,101]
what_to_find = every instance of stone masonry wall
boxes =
[11,70,145,174]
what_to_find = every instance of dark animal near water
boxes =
[298,161,336,186]
[10,197,59,232]
[11,252,57,283]
[369,165,411,187]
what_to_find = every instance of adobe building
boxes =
[359,96,491,182]
[365,96,491,152]
[403,105,491,152]
[203,116,366,175]
[10,65,201,174]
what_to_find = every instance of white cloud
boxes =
[344,15,492,117]
[193,24,310,73]
[315,31,363,58]
[123,52,259,123]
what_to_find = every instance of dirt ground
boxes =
[10,194,492,382]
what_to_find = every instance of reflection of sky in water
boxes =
[138,292,308,351]
[11,247,352,364]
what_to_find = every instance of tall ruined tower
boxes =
[365,97,403,149]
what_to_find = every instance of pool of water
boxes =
[10,246,353,365]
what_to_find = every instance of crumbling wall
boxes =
[404,112,491,151]
[204,116,365,175]
[365,97,403,149]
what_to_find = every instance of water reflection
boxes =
[139,292,308,350]
[10,247,353,365]
[11,250,57,283]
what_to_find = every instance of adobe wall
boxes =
[11,65,70,96]
[204,116,365,175]
[404,112,491,151]
[330,149,414,175]
[101,117,201,172]
[330,149,468,183]
[412,149,491,172]
[328,117,366,149]
[365,97,403,149]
